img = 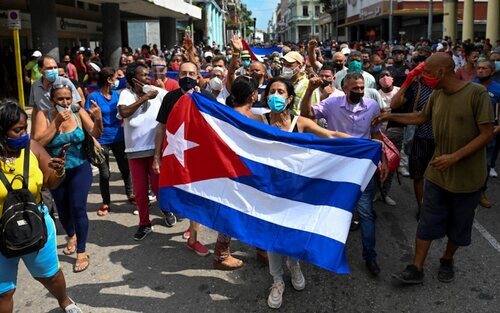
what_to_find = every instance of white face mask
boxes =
[142,84,155,94]
[281,66,296,79]
[209,77,223,91]
[56,104,70,112]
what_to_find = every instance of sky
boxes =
[242,0,280,31]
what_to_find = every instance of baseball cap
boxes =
[393,45,405,52]
[241,50,251,59]
[282,51,304,65]
[79,47,85,52]
[203,51,213,58]
[341,47,351,55]
[31,50,42,58]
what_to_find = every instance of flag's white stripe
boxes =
[200,112,376,189]
[174,178,352,244]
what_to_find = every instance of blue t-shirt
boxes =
[86,90,124,144]
[472,79,500,121]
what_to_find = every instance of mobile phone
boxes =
[57,143,71,158]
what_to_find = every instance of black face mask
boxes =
[334,63,344,71]
[179,77,198,91]
[413,55,426,64]
[349,91,364,104]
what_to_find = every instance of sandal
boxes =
[97,204,110,216]
[62,236,77,255]
[73,254,90,273]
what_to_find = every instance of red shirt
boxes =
[163,78,180,92]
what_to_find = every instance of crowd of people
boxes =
[1,34,499,311]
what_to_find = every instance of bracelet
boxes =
[54,169,65,178]
[232,52,240,56]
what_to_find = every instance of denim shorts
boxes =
[0,205,60,294]
[416,180,480,246]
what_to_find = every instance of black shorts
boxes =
[416,180,481,246]
[409,137,435,180]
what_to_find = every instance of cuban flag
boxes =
[158,93,382,273]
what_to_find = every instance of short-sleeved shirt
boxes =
[86,90,124,144]
[29,76,82,111]
[472,79,500,122]
[163,77,180,92]
[293,74,320,115]
[421,82,494,193]
[312,95,381,139]
[334,69,376,90]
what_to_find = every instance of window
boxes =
[315,6,320,17]
[315,25,319,33]
[56,0,75,6]
[88,4,99,12]
[76,1,84,9]
[303,6,309,17]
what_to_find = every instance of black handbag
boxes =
[77,112,105,166]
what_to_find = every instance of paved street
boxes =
[14,157,500,313]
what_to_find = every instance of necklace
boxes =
[1,156,17,172]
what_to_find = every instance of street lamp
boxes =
[389,0,393,43]
[253,17,257,41]
[427,0,433,40]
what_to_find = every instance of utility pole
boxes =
[253,17,257,42]
[427,0,433,40]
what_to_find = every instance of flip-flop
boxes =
[62,237,76,255]
[73,254,90,273]
[97,204,110,216]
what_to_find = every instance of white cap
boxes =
[79,47,85,52]
[204,51,213,58]
[341,47,351,55]
[89,62,101,72]
[31,50,42,58]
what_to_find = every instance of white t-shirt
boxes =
[118,86,167,153]
[378,86,400,109]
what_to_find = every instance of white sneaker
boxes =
[267,281,285,309]
[64,298,83,313]
[91,165,99,176]
[490,168,498,178]
[398,167,410,177]
[133,210,139,215]
[384,195,397,206]
[287,260,305,291]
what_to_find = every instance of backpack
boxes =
[0,143,47,258]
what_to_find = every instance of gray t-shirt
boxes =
[29,76,81,111]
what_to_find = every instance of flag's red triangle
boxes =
[242,39,258,61]
[160,94,251,187]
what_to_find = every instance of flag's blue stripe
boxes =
[190,93,381,164]
[233,156,362,213]
[249,46,282,56]
[159,186,350,273]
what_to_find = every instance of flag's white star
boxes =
[163,123,199,167]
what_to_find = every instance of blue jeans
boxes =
[357,176,376,261]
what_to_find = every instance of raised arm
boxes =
[32,109,70,146]
[81,100,103,138]
[118,90,158,119]
[299,76,322,119]
[226,34,242,92]
[307,40,322,72]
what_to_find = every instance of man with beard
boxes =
[387,45,411,87]
[473,60,500,207]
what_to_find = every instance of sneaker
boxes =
[133,209,139,215]
[267,281,285,309]
[490,168,498,178]
[398,167,410,177]
[183,229,190,239]
[392,265,424,284]
[349,217,360,232]
[187,240,209,256]
[133,225,153,241]
[163,212,177,227]
[384,195,397,206]
[372,192,381,203]
[479,192,492,208]
[438,258,455,283]
[148,191,157,202]
[91,165,99,176]
[64,298,83,313]
[287,260,305,290]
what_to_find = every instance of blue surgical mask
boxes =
[45,69,59,82]
[267,94,287,113]
[242,60,251,68]
[117,77,127,89]
[226,55,232,62]
[56,105,69,112]
[348,60,363,73]
[6,134,30,150]
[495,61,500,72]
[112,80,120,89]
[372,65,383,73]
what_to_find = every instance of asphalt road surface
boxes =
[12,157,500,313]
